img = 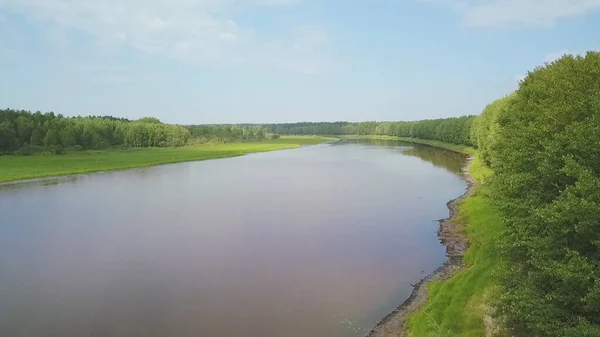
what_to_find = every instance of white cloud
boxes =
[1,0,332,73]
[419,0,600,27]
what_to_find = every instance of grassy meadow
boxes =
[0,136,337,183]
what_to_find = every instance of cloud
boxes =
[419,0,600,27]
[1,0,332,73]
[73,64,148,84]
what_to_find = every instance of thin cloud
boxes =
[1,0,333,73]
[419,0,600,28]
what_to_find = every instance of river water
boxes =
[0,139,466,337]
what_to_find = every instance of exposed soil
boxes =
[364,155,477,337]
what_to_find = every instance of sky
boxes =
[0,0,599,124]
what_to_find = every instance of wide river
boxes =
[0,139,467,337]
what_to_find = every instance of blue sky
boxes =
[1,0,599,124]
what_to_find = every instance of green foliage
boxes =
[136,117,162,124]
[0,109,191,154]
[262,117,477,146]
[487,51,600,337]
[186,124,267,142]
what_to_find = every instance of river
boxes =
[0,139,467,337]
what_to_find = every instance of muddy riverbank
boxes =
[365,155,476,337]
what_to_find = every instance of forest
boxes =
[0,111,272,155]
[262,116,475,146]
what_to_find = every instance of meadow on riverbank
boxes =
[0,136,337,183]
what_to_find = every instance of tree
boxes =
[30,128,43,146]
[0,121,16,153]
[44,128,60,149]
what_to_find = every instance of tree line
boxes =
[0,110,192,155]
[186,124,267,142]
[0,111,274,155]
[262,116,475,146]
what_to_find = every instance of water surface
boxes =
[0,140,466,337]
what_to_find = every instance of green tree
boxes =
[44,128,60,148]
[30,128,43,146]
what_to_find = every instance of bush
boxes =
[14,143,33,156]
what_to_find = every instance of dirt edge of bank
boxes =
[365,155,476,337]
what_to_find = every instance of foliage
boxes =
[262,117,476,146]
[0,110,191,154]
[186,124,267,142]
[486,52,600,337]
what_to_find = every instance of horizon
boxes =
[1,0,599,124]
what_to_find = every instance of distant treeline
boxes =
[262,116,475,146]
[0,111,274,155]
[186,124,267,142]
[0,110,191,154]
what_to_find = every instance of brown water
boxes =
[0,140,466,337]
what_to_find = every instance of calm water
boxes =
[0,140,466,337]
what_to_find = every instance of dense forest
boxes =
[262,116,475,146]
[0,110,192,154]
[0,111,272,155]
[264,52,600,336]
[186,124,267,142]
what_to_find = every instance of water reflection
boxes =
[339,138,465,175]
[0,141,466,337]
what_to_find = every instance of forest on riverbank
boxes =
[0,111,273,155]
[268,52,600,337]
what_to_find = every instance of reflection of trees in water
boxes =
[0,175,82,194]
[338,139,404,148]
[401,143,465,175]
[339,139,465,175]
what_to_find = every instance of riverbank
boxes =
[340,135,475,156]
[364,138,503,337]
[0,136,337,183]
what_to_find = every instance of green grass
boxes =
[407,150,504,337]
[341,135,503,336]
[341,135,476,155]
[0,136,337,183]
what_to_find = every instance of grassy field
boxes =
[0,136,337,183]
[406,147,503,337]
